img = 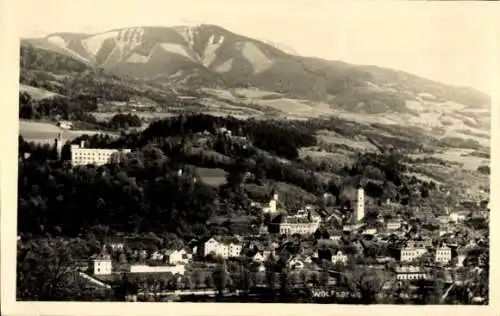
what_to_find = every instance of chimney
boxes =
[80,140,85,148]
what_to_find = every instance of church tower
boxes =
[353,187,365,223]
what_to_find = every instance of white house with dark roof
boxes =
[202,236,243,258]
[164,248,191,264]
[400,246,427,262]
[90,252,112,275]
[331,250,348,265]
[394,265,427,281]
[435,245,452,264]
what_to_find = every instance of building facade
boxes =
[394,265,427,281]
[331,251,348,265]
[70,141,131,166]
[435,245,452,264]
[279,216,320,235]
[90,253,112,275]
[202,237,242,259]
[400,247,427,262]
[386,220,402,231]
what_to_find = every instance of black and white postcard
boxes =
[1,0,498,315]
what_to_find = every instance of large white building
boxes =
[400,246,427,262]
[353,187,365,224]
[202,236,243,258]
[70,141,131,166]
[90,253,112,275]
[279,215,321,235]
[435,245,452,264]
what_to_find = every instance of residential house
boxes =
[57,120,73,129]
[363,228,377,235]
[449,211,468,223]
[331,250,348,265]
[90,253,112,275]
[329,235,342,242]
[105,237,126,251]
[435,245,452,264]
[386,219,402,231]
[165,248,191,264]
[150,250,164,261]
[400,246,427,262]
[201,236,243,259]
[394,265,427,281]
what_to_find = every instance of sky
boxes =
[14,0,497,93]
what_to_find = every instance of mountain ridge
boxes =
[20,24,490,147]
[22,25,489,107]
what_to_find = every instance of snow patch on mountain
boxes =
[46,35,90,63]
[83,31,119,56]
[174,25,200,49]
[214,58,233,73]
[126,52,149,63]
[158,43,196,61]
[202,34,224,67]
[241,42,274,73]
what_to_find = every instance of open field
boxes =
[19,84,60,100]
[195,167,228,187]
[409,148,489,171]
[316,130,378,152]
[19,120,117,144]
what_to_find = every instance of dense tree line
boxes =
[66,114,436,205]
[18,139,218,238]
[108,113,142,129]
[18,112,440,242]
[20,44,91,73]
[19,91,143,130]
[19,92,98,120]
[20,44,176,109]
[142,114,317,160]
